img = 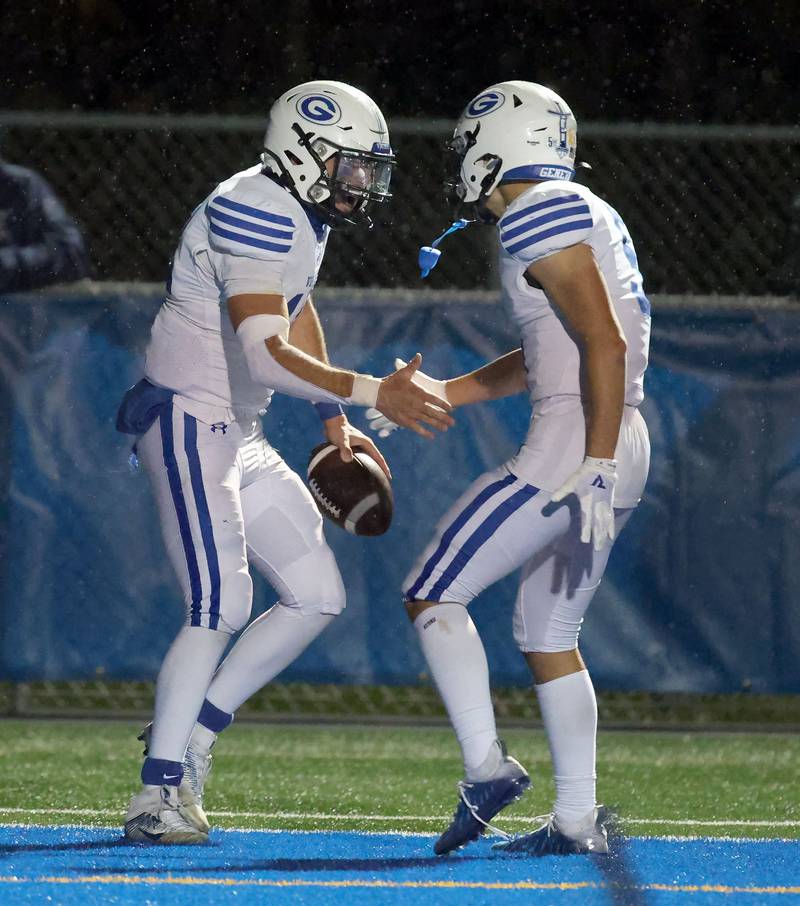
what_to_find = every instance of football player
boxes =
[117,80,453,844]
[382,81,651,855]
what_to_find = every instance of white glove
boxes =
[366,358,449,437]
[550,456,618,551]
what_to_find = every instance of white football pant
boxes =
[137,400,345,634]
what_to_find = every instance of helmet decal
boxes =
[547,102,574,159]
[264,81,395,228]
[447,82,578,209]
[465,90,506,118]
[296,94,342,125]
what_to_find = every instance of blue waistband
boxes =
[116,378,174,435]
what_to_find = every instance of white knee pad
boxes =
[214,569,254,634]
[284,547,347,617]
[513,580,598,653]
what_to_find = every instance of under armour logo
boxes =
[591,475,606,489]
[210,422,228,434]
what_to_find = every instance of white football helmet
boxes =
[262,80,395,227]
[446,81,577,218]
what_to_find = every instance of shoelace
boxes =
[456,781,515,842]
[492,812,556,849]
[184,746,212,798]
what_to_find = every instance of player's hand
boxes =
[323,415,392,480]
[376,354,453,439]
[368,357,450,438]
[365,407,398,438]
[550,456,618,551]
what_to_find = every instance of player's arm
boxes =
[287,296,331,362]
[365,350,525,438]
[444,348,527,407]
[527,243,626,459]
[288,297,391,478]
[526,242,626,551]
[228,293,453,439]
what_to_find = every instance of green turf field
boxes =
[1,719,797,839]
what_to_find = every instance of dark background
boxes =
[2,0,799,124]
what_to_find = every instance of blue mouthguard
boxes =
[418,218,472,278]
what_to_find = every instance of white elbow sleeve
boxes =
[235,314,377,406]
[236,314,290,347]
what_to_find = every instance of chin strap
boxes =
[418,218,473,279]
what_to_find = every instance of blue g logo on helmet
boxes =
[296,94,342,125]
[465,91,505,119]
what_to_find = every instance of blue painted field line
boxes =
[1,826,799,905]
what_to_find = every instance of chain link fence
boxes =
[3,681,799,730]
[2,113,799,294]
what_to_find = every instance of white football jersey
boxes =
[497,180,651,407]
[145,165,330,420]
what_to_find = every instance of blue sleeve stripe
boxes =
[500,193,582,227]
[209,222,291,253]
[505,219,594,257]
[500,204,591,243]
[212,195,294,227]
[208,206,294,241]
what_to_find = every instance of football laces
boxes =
[308,479,342,519]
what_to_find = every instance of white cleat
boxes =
[138,722,215,834]
[181,733,215,833]
[124,784,209,845]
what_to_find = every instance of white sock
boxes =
[535,668,598,831]
[204,604,334,714]
[413,603,498,780]
[148,626,231,762]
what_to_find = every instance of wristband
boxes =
[349,374,381,407]
[314,402,344,421]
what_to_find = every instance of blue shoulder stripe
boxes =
[500,193,582,227]
[505,219,594,257]
[500,203,591,243]
[207,206,293,241]
[212,195,294,228]
[209,222,291,254]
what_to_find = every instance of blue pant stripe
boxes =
[183,414,222,631]
[160,408,203,624]
[426,484,539,602]
[405,474,516,601]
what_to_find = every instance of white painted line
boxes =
[0,806,797,828]
[0,823,796,844]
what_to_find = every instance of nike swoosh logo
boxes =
[164,774,180,780]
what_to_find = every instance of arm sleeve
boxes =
[206,191,296,300]
[498,188,594,266]
[238,329,351,406]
